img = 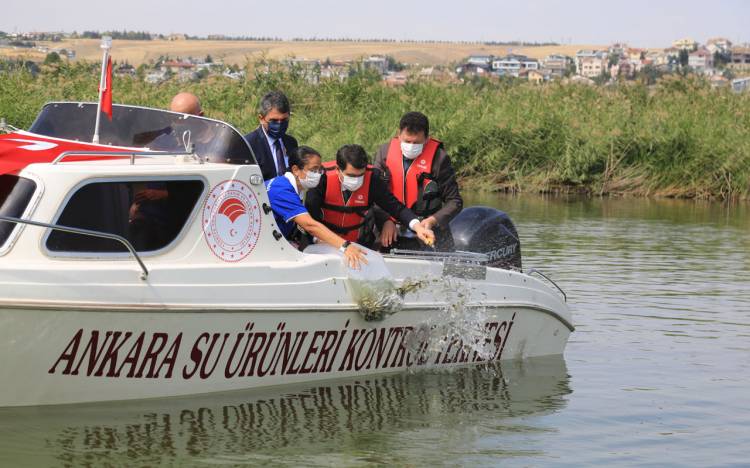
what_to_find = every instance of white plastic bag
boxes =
[303,243,403,321]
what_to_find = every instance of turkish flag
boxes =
[100,56,113,121]
[0,132,135,176]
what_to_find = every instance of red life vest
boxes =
[385,137,440,209]
[320,161,373,242]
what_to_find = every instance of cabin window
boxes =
[46,179,204,253]
[0,175,37,249]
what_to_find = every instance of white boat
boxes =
[0,102,573,407]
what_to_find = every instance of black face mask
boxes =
[266,119,289,139]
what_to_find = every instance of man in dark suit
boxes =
[244,91,299,180]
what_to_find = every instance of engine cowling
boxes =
[449,206,522,270]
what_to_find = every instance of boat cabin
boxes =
[0,102,303,275]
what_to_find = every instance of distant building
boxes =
[706,38,733,55]
[455,63,490,77]
[732,76,750,93]
[115,63,136,77]
[363,55,387,75]
[610,60,635,79]
[672,38,697,50]
[578,55,607,78]
[709,74,729,88]
[526,69,552,84]
[222,70,245,80]
[145,70,167,84]
[177,69,199,82]
[162,60,194,73]
[646,50,671,68]
[626,48,645,61]
[575,50,606,75]
[608,43,628,56]
[286,58,321,84]
[688,48,714,73]
[729,46,750,70]
[466,55,493,67]
[320,63,349,81]
[491,54,539,77]
[384,71,408,87]
[167,34,187,41]
[542,54,572,77]
[417,66,448,81]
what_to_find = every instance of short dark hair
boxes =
[335,144,369,170]
[399,111,430,136]
[258,91,290,116]
[288,145,321,171]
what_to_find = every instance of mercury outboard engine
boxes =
[449,206,522,270]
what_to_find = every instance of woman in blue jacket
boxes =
[265,146,367,268]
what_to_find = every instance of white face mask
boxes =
[342,175,364,192]
[401,141,424,160]
[298,170,321,189]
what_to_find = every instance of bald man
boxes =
[169,92,203,116]
[128,94,204,246]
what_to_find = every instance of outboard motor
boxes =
[449,206,522,270]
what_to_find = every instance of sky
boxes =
[2,0,748,47]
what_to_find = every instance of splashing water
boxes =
[350,273,498,369]
[401,275,498,370]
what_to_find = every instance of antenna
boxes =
[92,36,112,144]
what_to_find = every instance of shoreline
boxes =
[459,176,749,202]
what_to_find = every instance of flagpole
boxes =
[92,35,112,144]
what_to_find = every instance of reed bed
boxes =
[2,62,748,200]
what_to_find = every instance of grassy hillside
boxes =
[0,39,602,66]
[1,62,748,200]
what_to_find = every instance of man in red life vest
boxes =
[305,144,434,248]
[373,112,463,251]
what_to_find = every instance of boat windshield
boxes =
[28,102,256,164]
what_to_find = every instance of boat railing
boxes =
[526,268,567,302]
[52,149,197,165]
[0,215,149,280]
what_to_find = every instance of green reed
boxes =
[2,62,748,200]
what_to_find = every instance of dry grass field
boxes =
[1,38,602,65]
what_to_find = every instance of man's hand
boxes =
[128,202,141,223]
[413,224,435,247]
[343,243,369,269]
[420,216,438,230]
[380,219,398,247]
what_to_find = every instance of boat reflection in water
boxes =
[0,357,570,465]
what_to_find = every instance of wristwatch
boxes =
[339,241,351,253]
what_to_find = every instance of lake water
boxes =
[1,195,749,466]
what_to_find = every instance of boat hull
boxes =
[0,304,570,407]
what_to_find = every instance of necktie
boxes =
[273,139,285,176]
